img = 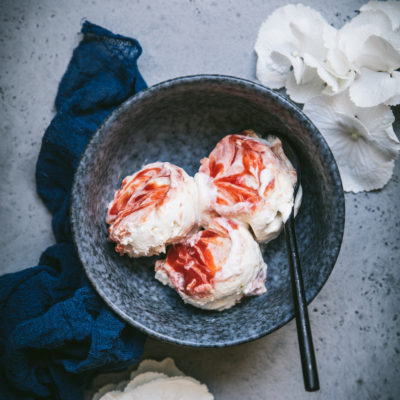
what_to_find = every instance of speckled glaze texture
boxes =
[71,75,344,347]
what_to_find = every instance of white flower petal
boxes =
[291,54,306,84]
[285,67,325,103]
[255,4,331,52]
[93,384,118,400]
[386,124,400,144]
[303,53,340,92]
[255,4,335,88]
[347,102,397,146]
[385,94,400,106]
[349,69,400,107]
[321,76,355,96]
[130,358,185,379]
[360,1,400,31]
[255,50,291,89]
[355,34,400,72]
[286,7,346,88]
[319,89,355,113]
[125,372,168,392]
[314,91,399,156]
[287,15,336,60]
[303,93,399,192]
[302,53,354,95]
[338,146,395,193]
[339,10,400,69]
[325,46,354,78]
[121,376,213,400]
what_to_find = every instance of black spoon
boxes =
[281,138,320,392]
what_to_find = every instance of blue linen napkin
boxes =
[0,21,147,400]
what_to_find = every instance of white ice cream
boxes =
[106,162,198,258]
[195,131,301,243]
[155,217,267,311]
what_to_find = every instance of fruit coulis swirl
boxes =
[166,222,234,296]
[107,166,170,227]
[201,134,277,208]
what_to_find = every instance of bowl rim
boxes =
[71,74,345,347]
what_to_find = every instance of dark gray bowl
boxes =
[71,75,344,347]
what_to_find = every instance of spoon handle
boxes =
[284,215,320,391]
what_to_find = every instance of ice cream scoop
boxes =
[155,217,267,311]
[106,162,198,258]
[195,130,300,243]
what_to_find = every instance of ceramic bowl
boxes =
[71,75,344,347]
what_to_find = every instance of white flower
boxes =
[254,4,353,102]
[338,7,400,67]
[303,91,400,193]
[350,68,400,107]
[93,358,214,400]
[255,2,400,192]
[337,5,400,107]
[285,65,325,103]
[360,1,400,31]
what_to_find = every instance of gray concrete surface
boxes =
[1,0,399,399]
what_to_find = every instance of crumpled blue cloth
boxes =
[0,21,147,400]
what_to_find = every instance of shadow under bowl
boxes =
[71,75,345,347]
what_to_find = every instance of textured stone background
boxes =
[1,1,399,399]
